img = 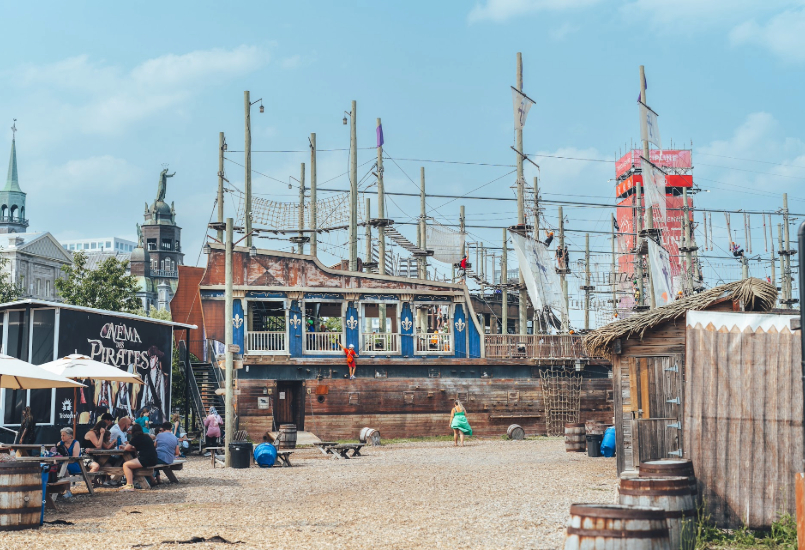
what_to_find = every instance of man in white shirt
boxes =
[109,416,132,446]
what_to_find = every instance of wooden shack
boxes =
[584,278,803,528]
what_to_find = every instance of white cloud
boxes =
[730,8,805,63]
[468,0,600,23]
[621,0,793,29]
[14,46,269,137]
[549,23,578,40]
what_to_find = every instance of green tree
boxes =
[55,251,140,312]
[0,254,21,303]
[132,305,173,321]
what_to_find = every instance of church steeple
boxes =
[5,125,22,193]
[0,120,28,234]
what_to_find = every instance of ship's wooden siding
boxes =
[235,377,613,441]
[685,313,804,529]
[170,266,206,359]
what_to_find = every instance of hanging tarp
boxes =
[511,87,535,130]
[639,100,662,150]
[510,233,566,316]
[641,161,667,223]
[647,239,674,306]
[427,222,465,265]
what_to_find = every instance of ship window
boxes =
[249,301,285,332]
[361,303,397,333]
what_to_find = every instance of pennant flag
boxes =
[639,101,662,150]
[376,123,384,148]
[647,239,674,306]
[511,87,535,130]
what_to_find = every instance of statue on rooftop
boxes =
[156,168,175,203]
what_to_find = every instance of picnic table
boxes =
[313,442,364,459]
[276,450,294,467]
[14,455,94,506]
[86,448,186,486]
[0,443,49,457]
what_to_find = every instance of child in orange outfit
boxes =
[339,343,359,379]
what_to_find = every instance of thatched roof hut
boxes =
[584,278,777,359]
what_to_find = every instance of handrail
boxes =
[484,334,593,360]
[178,340,206,435]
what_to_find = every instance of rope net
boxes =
[233,188,365,230]
[540,370,583,436]
[427,221,465,264]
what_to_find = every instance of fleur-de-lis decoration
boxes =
[232,314,244,329]
[401,317,413,331]
[346,315,358,330]
[454,319,466,333]
[289,314,301,328]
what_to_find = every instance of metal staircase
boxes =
[179,340,226,438]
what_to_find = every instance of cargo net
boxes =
[426,221,466,265]
[232,188,365,231]
[540,370,583,436]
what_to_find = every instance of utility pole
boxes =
[298,163,305,255]
[682,187,694,291]
[742,254,749,279]
[501,228,508,335]
[244,92,253,248]
[779,224,786,303]
[639,65,655,309]
[611,214,618,318]
[784,193,793,303]
[365,197,372,271]
[349,100,358,271]
[376,118,385,276]
[558,206,568,333]
[224,218,234,467]
[419,167,427,280]
[310,133,317,258]
[217,132,225,242]
[480,243,485,296]
[584,233,591,331]
[532,176,541,333]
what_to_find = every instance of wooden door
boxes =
[630,355,683,465]
[275,382,296,425]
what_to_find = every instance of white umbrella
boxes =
[0,354,85,389]
[39,354,144,385]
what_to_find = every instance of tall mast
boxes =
[298,163,305,254]
[639,66,654,308]
[310,133,317,258]
[217,132,225,242]
[349,100,358,271]
[516,53,528,335]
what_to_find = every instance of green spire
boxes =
[4,138,21,193]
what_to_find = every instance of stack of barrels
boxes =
[564,423,586,452]
[564,458,698,549]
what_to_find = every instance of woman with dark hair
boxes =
[18,406,36,444]
[121,423,158,491]
[83,419,112,472]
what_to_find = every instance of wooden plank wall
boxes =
[235,377,613,441]
[685,319,804,529]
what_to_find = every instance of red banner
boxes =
[615,149,692,178]
[616,174,693,198]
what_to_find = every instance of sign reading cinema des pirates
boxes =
[55,310,174,427]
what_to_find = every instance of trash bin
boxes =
[229,441,253,469]
[253,442,277,468]
[586,434,603,457]
[601,426,616,457]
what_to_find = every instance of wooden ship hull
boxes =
[178,245,613,441]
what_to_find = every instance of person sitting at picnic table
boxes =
[110,416,132,447]
[55,428,83,498]
[135,407,151,435]
[18,406,36,444]
[120,423,158,491]
[153,422,179,485]
[203,407,223,454]
[171,413,189,457]
[449,399,472,447]
[83,419,114,473]
[338,342,359,379]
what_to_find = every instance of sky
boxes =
[1,1,804,326]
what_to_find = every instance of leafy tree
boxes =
[132,305,173,321]
[55,251,140,312]
[0,254,21,303]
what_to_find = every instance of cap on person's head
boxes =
[60,427,73,436]
[348,344,354,349]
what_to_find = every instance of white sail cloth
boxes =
[510,233,566,316]
[648,239,674,306]
[642,161,667,223]
[427,223,465,265]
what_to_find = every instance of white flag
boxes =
[511,87,535,130]
[647,239,674,306]
[641,161,666,223]
[509,233,565,316]
[639,101,662,150]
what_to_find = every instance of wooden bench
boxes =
[314,443,364,459]
[94,460,185,487]
[46,480,71,510]
[206,447,225,468]
[276,451,293,467]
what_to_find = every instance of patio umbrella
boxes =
[0,353,85,390]
[39,354,143,432]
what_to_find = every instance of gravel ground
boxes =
[2,438,617,550]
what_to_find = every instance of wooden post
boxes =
[419,167,427,280]
[584,233,591,330]
[502,228,508,335]
[244,92,253,248]
[780,224,787,303]
[349,100,357,271]
[639,65,654,309]
[365,197,372,271]
[376,119,385,275]
[558,206,568,333]
[298,163,305,255]
[310,133,317,258]
[217,132,225,242]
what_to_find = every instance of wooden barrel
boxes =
[0,461,42,531]
[639,459,697,500]
[585,420,604,435]
[277,424,297,449]
[507,424,525,440]
[564,423,586,452]
[564,504,670,549]
[619,476,696,550]
[359,427,381,446]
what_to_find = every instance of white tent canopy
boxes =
[38,354,143,385]
[0,354,86,390]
